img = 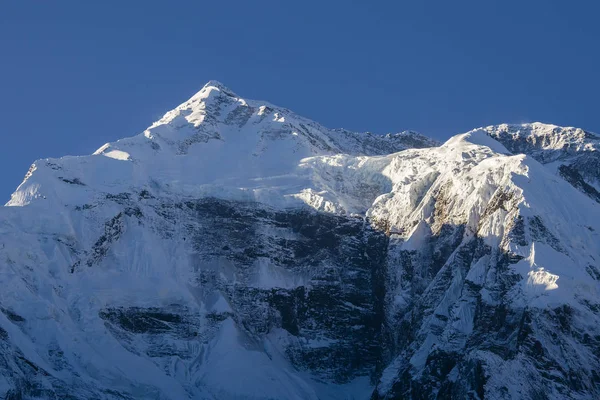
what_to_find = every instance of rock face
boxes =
[1,82,599,399]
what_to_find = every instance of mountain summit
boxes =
[8,80,438,211]
[1,83,599,399]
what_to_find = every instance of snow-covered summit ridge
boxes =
[7,80,600,216]
[6,83,600,216]
[109,79,438,158]
[476,122,600,201]
[482,122,598,155]
[6,80,438,208]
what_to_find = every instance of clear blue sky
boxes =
[1,1,599,201]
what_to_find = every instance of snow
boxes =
[102,150,131,161]
[484,122,599,153]
[2,80,600,399]
[254,257,308,289]
[460,129,512,155]
[193,318,320,400]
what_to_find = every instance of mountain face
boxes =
[1,82,599,400]
[483,123,600,204]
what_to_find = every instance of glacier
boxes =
[1,81,599,399]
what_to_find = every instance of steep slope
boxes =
[1,83,599,400]
[367,132,600,399]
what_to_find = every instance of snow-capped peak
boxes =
[201,79,236,93]
[7,81,439,209]
[483,122,598,153]
[182,79,238,105]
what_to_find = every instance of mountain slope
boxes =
[482,123,600,203]
[368,131,600,399]
[1,83,599,399]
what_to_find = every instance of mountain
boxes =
[1,81,599,400]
